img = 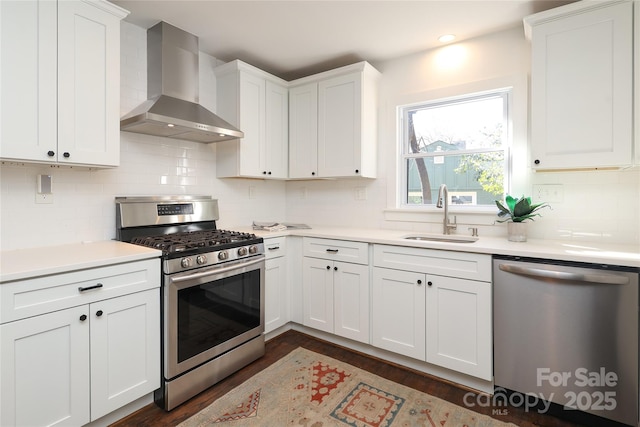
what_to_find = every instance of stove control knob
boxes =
[237,247,248,256]
[218,250,229,261]
[196,255,207,265]
[248,245,258,254]
[181,258,193,268]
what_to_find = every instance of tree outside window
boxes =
[402,90,510,207]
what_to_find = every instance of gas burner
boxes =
[130,229,260,256]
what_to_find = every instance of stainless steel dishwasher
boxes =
[493,255,638,426]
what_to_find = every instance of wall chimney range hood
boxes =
[120,22,243,143]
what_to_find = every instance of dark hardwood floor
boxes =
[111,330,590,427]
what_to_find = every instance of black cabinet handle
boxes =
[63,152,70,158]
[326,249,339,254]
[268,171,272,175]
[263,171,267,175]
[427,281,433,286]
[417,279,422,285]
[96,310,103,317]
[268,246,280,251]
[78,283,103,292]
[326,265,331,270]
[534,159,540,165]
[80,314,87,321]
[355,169,359,174]
[47,150,55,157]
[311,172,316,176]
[334,266,338,271]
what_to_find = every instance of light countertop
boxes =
[242,226,640,268]
[0,240,162,283]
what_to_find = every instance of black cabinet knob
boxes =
[326,265,330,270]
[334,266,338,271]
[311,172,316,176]
[79,314,87,321]
[534,159,540,165]
[63,152,70,158]
[263,171,267,175]
[417,279,422,285]
[427,281,433,286]
[47,150,55,157]
[268,171,272,175]
[355,169,359,174]
[96,310,103,317]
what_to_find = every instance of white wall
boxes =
[285,26,640,245]
[0,22,287,251]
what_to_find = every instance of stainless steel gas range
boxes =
[115,195,265,411]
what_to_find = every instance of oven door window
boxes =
[177,269,261,363]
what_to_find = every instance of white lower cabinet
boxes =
[265,237,289,333]
[372,245,492,381]
[371,268,426,360]
[302,238,369,343]
[425,275,492,381]
[0,259,160,426]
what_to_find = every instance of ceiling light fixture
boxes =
[438,34,456,43]
[167,123,175,127]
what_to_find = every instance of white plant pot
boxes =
[507,222,527,242]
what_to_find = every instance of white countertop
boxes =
[0,240,162,283]
[244,226,640,268]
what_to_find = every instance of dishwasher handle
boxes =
[498,263,630,285]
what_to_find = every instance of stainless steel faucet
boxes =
[436,184,457,235]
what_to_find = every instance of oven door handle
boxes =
[171,256,265,283]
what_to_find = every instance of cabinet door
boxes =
[530,1,633,169]
[334,262,369,344]
[289,83,318,178]
[318,72,362,177]
[0,0,57,162]
[302,257,334,333]
[57,0,122,167]
[265,256,289,333]
[265,81,289,178]
[371,268,425,360]
[90,289,160,421]
[0,306,90,427]
[238,71,266,177]
[426,276,492,380]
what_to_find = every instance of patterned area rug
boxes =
[178,347,517,427]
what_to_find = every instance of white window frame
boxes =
[398,88,512,210]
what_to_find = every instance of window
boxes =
[400,89,510,208]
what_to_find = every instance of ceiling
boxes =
[113,0,575,81]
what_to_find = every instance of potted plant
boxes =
[495,195,549,242]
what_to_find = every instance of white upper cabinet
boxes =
[215,60,289,179]
[525,0,633,170]
[0,0,128,167]
[289,62,381,178]
[289,83,319,178]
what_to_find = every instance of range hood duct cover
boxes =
[120,22,243,143]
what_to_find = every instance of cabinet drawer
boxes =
[1,258,160,323]
[373,245,491,282]
[264,237,286,259]
[303,238,368,265]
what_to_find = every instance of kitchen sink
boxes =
[402,234,478,243]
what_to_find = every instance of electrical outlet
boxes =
[532,184,563,203]
[355,187,367,201]
[248,186,256,199]
[300,187,307,199]
[35,193,54,204]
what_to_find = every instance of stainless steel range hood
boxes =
[120,22,243,143]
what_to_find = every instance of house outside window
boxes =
[400,89,511,208]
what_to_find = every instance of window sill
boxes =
[384,207,499,225]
